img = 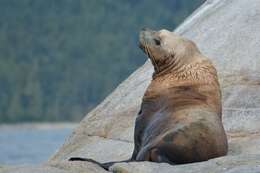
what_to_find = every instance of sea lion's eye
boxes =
[154,38,161,46]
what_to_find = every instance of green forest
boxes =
[0,0,205,123]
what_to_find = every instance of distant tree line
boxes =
[0,0,205,123]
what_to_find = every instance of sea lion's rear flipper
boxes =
[136,146,174,164]
[69,157,131,171]
[149,148,174,164]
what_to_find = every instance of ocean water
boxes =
[0,125,73,165]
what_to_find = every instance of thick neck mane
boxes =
[152,58,219,86]
[152,54,180,78]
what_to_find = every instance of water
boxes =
[0,124,74,165]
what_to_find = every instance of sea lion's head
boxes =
[139,28,200,76]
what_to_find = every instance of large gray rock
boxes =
[2,0,260,172]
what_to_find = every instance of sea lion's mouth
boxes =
[139,30,161,72]
[138,33,149,55]
[139,31,146,50]
[139,30,153,53]
[138,42,145,51]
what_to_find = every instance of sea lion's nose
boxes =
[140,29,155,45]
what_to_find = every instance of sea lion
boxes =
[69,28,228,170]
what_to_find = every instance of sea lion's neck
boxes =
[152,52,205,79]
[152,55,184,79]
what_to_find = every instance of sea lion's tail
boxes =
[69,157,130,171]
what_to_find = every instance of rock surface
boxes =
[0,161,108,173]
[2,0,260,172]
[111,154,260,173]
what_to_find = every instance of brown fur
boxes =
[69,28,228,170]
[133,28,228,163]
